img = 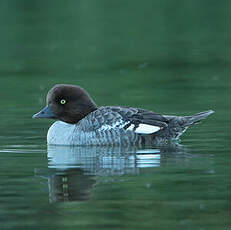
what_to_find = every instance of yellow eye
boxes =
[60,99,66,104]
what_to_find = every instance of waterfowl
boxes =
[33,84,214,146]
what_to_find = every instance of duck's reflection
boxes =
[47,168,95,203]
[37,144,186,203]
[47,145,162,174]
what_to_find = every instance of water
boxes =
[0,1,231,230]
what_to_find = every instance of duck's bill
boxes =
[33,105,57,119]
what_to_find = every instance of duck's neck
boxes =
[68,100,97,124]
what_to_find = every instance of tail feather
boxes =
[186,110,214,126]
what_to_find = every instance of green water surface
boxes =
[0,1,230,230]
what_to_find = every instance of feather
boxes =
[126,123,161,134]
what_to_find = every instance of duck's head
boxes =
[33,84,97,124]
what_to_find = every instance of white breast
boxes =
[47,121,78,145]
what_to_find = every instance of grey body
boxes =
[47,106,214,146]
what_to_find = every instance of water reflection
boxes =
[47,145,163,173]
[47,168,95,203]
[36,144,187,203]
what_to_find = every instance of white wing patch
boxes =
[97,119,161,135]
[98,120,129,131]
[127,123,160,134]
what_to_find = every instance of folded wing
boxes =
[88,106,169,135]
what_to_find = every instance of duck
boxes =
[33,84,214,146]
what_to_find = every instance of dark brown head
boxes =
[33,84,97,124]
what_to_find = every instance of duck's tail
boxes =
[185,110,215,126]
